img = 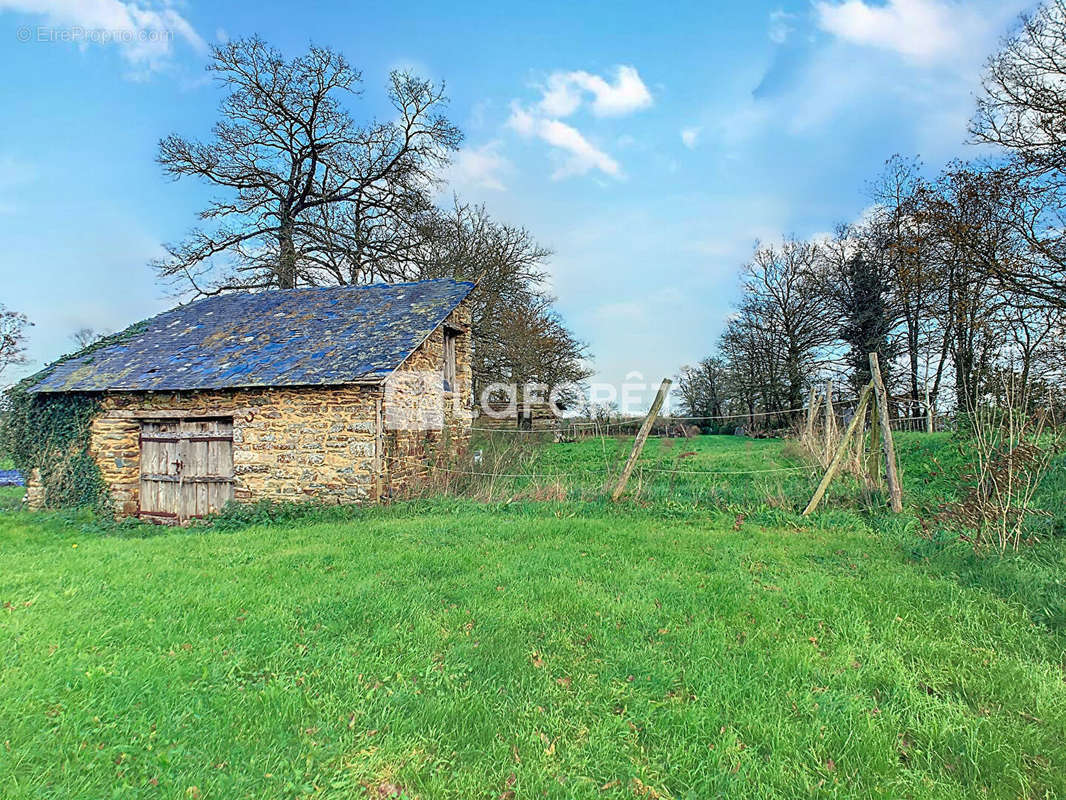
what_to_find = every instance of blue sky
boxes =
[0,0,1035,395]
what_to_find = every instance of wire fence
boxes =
[469,406,954,437]
[469,404,818,433]
[382,389,960,504]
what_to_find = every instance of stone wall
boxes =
[383,299,473,496]
[23,468,45,509]
[86,385,382,517]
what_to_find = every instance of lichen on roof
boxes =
[31,279,475,393]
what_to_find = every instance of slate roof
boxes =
[31,279,475,393]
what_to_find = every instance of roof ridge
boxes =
[220,276,473,295]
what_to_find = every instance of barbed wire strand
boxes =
[387,452,819,480]
[467,403,824,433]
[469,408,951,434]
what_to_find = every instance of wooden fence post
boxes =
[869,353,903,513]
[803,383,873,516]
[850,403,866,473]
[611,378,672,502]
[805,386,818,440]
[867,395,882,489]
[823,380,836,463]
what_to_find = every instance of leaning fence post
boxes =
[803,383,873,516]
[823,380,836,464]
[612,378,671,502]
[867,393,882,489]
[869,353,903,513]
[850,401,866,472]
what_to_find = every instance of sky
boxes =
[0,0,1036,403]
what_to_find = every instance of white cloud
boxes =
[768,9,796,44]
[680,126,701,149]
[538,119,620,178]
[508,104,621,179]
[814,0,1004,64]
[711,0,1029,153]
[508,103,537,137]
[538,65,653,118]
[507,65,651,181]
[446,141,511,191]
[2,0,206,72]
[540,72,583,118]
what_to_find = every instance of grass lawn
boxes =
[440,430,824,508]
[1,434,1064,798]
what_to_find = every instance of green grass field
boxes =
[1,434,1064,799]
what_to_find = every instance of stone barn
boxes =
[26,279,474,520]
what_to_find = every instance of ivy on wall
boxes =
[0,386,107,510]
[0,325,147,511]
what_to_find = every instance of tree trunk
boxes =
[278,214,297,289]
[786,341,803,419]
[908,323,921,418]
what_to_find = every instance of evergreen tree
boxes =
[837,253,894,392]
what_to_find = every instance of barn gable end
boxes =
[383,297,473,496]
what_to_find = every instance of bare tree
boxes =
[676,357,726,423]
[973,0,1066,179]
[999,303,1061,411]
[411,199,583,399]
[156,36,461,293]
[741,239,836,416]
[70,327,108,350]
[491,295,593,412]
[991,173,1066,310]
[866,156,949,412]
[702,238,838,434]
[0,306,31,382]
[718,314,764,426]
[154,40,592,400]
[972,1,1066,309]
[926,165,1017,409]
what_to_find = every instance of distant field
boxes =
[1,434,1064,798]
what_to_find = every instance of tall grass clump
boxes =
[945,379,1064,553]
[398,430,613,503]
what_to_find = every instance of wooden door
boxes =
[140,418,233,521]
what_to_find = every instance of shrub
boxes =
[943,388,1063,553]
[208,499,367,530]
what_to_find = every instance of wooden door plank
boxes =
[219,435,233,510]
[207,438,218,477]
[139,416,234,520]
[219,439,233,481]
